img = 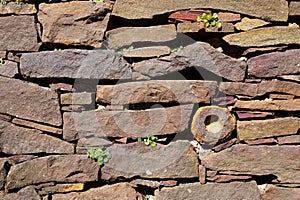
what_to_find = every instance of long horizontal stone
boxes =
[101,141,198,180]
[234,99,300,111]
[20,49,131,80]
[202,144,300,183]
[247,49,300,78]
[0,76,62,126]
[0,120,73,154]
[278,135,300,145]
[0,2,37,15]
[154,181,260,200]
[97,80,217,105]
[60,92,93,105]
[237,117,300,141]
[106,25,176,49]
[234,17,270,31]
[262,185,300,200]
[133,42,246,82]
[63,104,194,141]
[223,27,300,47]
[6,155,99,191]
[0,16,40,51]
[112,0,288,22]
[122,46,171,58]
[37,183,84,195]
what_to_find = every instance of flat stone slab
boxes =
[0,76,62,126]
[101,141,199,180]
[234,99,300,111]
[234,17,270,31]
[112,0,288,22]
[278,135,300,145]
[37,183,84,195]
[20,49,131,80]
[247,49,300,78]
[106,25,176,49]
[38,1,111,48]
[154,181,260,200]
[0,186,40,200]
[0,61,18,78]
[223,26,300,47]
[133,42,246,82]
[237,117,300,141]
[289,2,300,17]
[202,144,300,183]
[6,155,99,191]
[0,16,40,51]
[262,185,300,200]
[96,80,217,105]
[122,46,171,58]
[0,2,37,15]
[63,104,194,141]
[60,92,93,105]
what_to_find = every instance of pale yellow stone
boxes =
[234,17,270,31]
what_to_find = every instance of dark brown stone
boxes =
[207,174,252,183]
[262,185,300,200]
[0,186,41,200]
[235,111,274,119]
[0,16,40,51]
[234,99,300,111]
[0,61,18,78]
[0,158,7,189]
[212,138,237,152]
[212,96,236,106]
[6,155,99,191]
[0,113,12,122]
[7,155,37,165]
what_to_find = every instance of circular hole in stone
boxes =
[204,115,223,133]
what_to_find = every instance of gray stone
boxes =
[154,181,260,200]
[101,141,199,180]
[106,25,176,49]
[234,17,270,31]
[133,42,246,82]
[122,46,171,58]
[0,16,40,51]
[0,2,37,15]
[262,185,300,200]
[289,2,300,16]
[20,49,131,80]
[0,120,74,154]
[60,92,93,105]
[202,144,300,183]
[0,76,62,126]
[38,1,111,48]
[247,49,300,78]
[112,0,288,22]
[0,186,41,200]
[0,61,18,78]
[223,26,300,47]
[6,155,99,191]
[0,158,7,190]
[234,99,300,111]
[63,104,194,141]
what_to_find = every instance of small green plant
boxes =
[171,45,184,53]
[117,46,134,55]
[87,145,112,166]
[138,134,158,147]
[15,0,22,4]
[0,58,4,65]
[1,0,6,5]
[90,0,104,2]
[54,48,62,51]
[196,13,222,28]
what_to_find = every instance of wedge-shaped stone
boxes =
[101,141,198,180]
[63,104,194,141]
[113,0,288,22]
[0,76,61,126]
[133,42,246,82]
[262,185,300,200]
[0,16,40,51]
[234,99,300,111]
[235,17,270,31]
[237,117,300,141]
[38,2,111,48]
[0,2,37,15]
[154,181,260,200]
[223,27,300,47]
[0,120,73,154]
[122,46,171,58]
[202,144,300,183]
[97,80,217,105]
[106,25,176,49]
[0,158,7,190]
[247,49,300,78]
[52,183,142,200]
[20,50,131,80]
[6,155,99,191]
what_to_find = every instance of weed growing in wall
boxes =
[138,134,158,147]
[196,13,222,28]
[87,145,112,166]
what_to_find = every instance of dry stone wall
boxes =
[0,0,300,199]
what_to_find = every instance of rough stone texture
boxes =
[269,93,294,100]
[133,42,247,82]
[234,99,300,111]
[0,76,62,126]
[12,118,63,135]
[0,16,40,51]
[245,138,277,145]
[38,183,84,195]
[242,46,288,56]
[0,120,74,154]
[50,83,73,92]
[0,2,37,15]
[96,80,217,105]
[207,174,252,183]
[76,137,112,154]
[112,0,288,22]
[52,183,142,200]
[106,25,176,49]
[234,17,270,31]
[235,111,274,119]
[38,1,111,48]
[0,158,7,190]
[177,22,204,33]
[0,61,18,78]
[0,113,11,122]
[202,144,300,183]
[279,75,300,83]
[154,181,260,200]
[247,49,300,78]
[63,104,194,141]
[289,2,300,16]
[217,12,241,22]
[0,186,41,200]
[20,49,132,80]
[7,155,37,165]
[223,27,300,47]
[278,135,300,145]
[6,155,99,191]
[122,46,171,58]
[101,141,198,180]
[212,138,237,152]
[60,92,93,105]
[262,185,300,200]
[206,22,235,33]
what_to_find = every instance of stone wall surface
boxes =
[0,0,299,199]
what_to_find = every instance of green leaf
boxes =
[151,142,157,147]
[205,22,210,27]
[196,16,202,23]
[206,13,212,21]
[138,137,142,142]
[217,22,222,29]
